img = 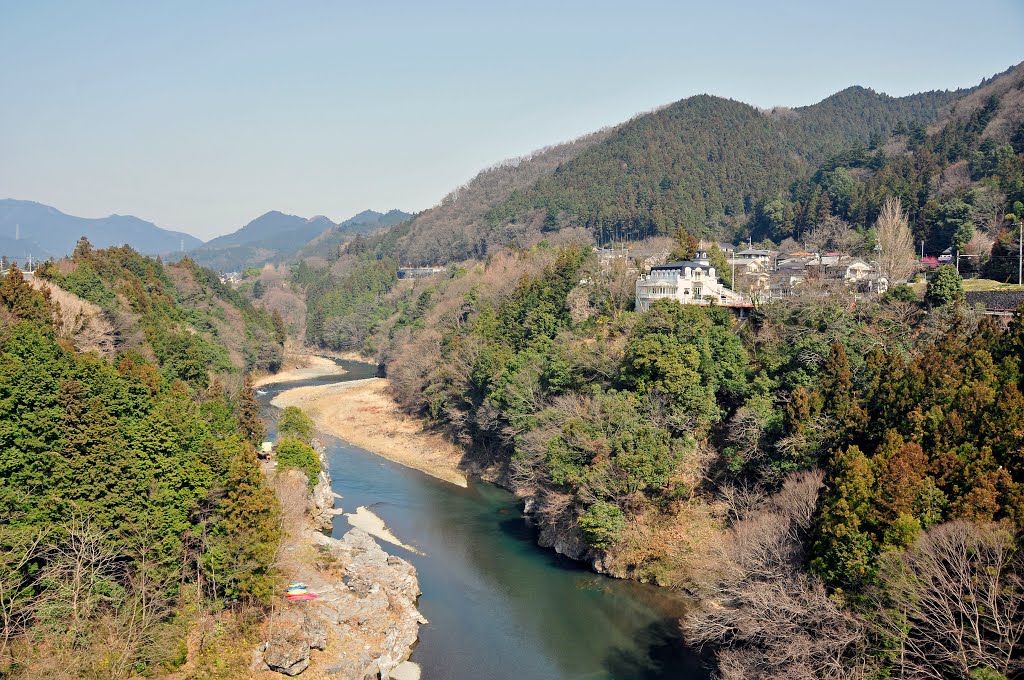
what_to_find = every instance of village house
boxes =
[820,254,873,282]
[635,250,747,312]
[730,248,773,268]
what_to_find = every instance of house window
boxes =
[693,286,702,297]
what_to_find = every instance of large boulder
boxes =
[304,610,327,651]
[324,650,378,679]
[310,529,425,677]
[264,610,311,676]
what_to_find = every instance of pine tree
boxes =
[820,342,866,439]
[0,265,50,325]
[924,266,963,307]
[707,244,733,288]
[236,374,264,445]
[812,445,877,587]
[72,235,93,260]
[668,227,699,261]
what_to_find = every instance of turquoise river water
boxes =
[259,359,709,680]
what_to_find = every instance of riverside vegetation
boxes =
[0,243,285,677]
[285,63,1024,677]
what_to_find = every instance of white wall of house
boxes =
[635,259,745,311]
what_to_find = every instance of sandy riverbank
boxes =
[271,378,468,487]
[255,354,346,387]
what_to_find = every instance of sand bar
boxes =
[345,506,422,554]
[271,377,468,487]
[255,354,346,387]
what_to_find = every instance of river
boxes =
[258,359,710,680]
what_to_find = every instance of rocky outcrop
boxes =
[263,609,326,676]
[309,438,335,532]
[534,511,590,562]
[263,528,424,677]
[524,494,591,563]
[309,528,425,675]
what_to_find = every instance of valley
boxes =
[2,20,1024,679]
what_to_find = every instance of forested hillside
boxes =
[288,61,1024,678]
[0,259,280,677]
[391,129,613,265]
[35,238,285,386]
[325,235,1024,677]
[374,72,996,266]
[489,86,960,241]
[745,63,1024,277]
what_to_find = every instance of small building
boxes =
[822,256,874,283]
[732,249,773,266]
[635,250,747,312]
[770,258,812,299]
[398,267,445,279]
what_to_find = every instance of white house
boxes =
[635,251,747,312]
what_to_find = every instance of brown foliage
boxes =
[684,470,873,679]
[876,196,918,284]
[395,131,612,265]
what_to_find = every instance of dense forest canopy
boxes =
[0,259,281,676]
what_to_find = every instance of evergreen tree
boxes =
[669,227,699,261]
[925,265,964,307]
[236,374,264,445]
[707,244,733,288]
[812,445,877,588]
[0,265,50,325]
[271,308,287,345]
[204,442,280,603]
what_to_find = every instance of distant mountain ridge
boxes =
[384,73,993,265]
[297,208,413,260]
[0,199,203,261]
[190,208,411,271]
[198,211,335,251]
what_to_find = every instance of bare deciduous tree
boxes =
[40,516,120,631]
[0,527,47,665]
[684,470,872,679]
[873,521,1024,679]
[876,196,918,284]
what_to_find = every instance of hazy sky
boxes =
[2,1,1022,240]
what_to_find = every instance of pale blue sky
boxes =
[1,1,1021,240]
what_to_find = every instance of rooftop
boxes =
[652,259,713,271]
